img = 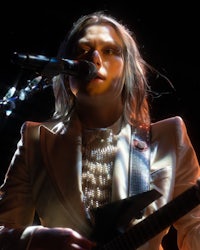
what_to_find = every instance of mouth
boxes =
[94,72,105,80]
[90,75,105,84]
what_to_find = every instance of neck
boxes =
[75,102,124,129]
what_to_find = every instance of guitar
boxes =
[90,179,200,250]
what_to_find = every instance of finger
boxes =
[70,231,96,249]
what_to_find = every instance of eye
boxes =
[76,47,91,58]
[103,46,122,56]
[104,48,114,55]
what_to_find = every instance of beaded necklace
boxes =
[82,118,122,212]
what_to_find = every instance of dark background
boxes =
[0,2,199,249]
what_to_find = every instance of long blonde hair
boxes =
[52,11,152,126]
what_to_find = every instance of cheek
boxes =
[110,59,124,77]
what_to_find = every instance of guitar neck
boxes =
[99,181,200,250]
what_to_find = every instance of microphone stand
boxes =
[0,75,51,117]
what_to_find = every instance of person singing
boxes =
[0,11,200,250]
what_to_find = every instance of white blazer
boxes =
[0,114,200,250]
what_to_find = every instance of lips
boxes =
[95,72,105,80]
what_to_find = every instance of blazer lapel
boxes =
[39,115,84,210]
[112,123,131,201]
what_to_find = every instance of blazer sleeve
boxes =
[0,122,41,228]
[0,121,42,249]
[171,117,200,250]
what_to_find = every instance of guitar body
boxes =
[90,189,161,244]
[91,180,200,250]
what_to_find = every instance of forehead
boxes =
[79,24,122,45]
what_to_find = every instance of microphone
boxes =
[11,52,97,81]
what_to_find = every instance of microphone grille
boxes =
[78,60,97,81]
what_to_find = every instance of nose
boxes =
[91,50,102,67]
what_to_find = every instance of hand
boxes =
[28,227,96,250]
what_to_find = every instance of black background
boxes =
[0,2,199,248]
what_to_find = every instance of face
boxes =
[68,24,124,106]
